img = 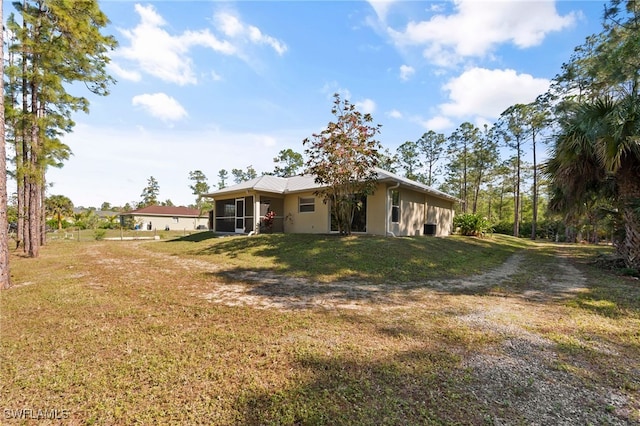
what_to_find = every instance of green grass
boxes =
[152,232,530,283]
[1,234,638,424]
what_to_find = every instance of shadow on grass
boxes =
[189,233,527,283]
[236,349,482,425]
[167,231,221,242]
[185,233,640,317]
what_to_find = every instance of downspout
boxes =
[386,182,400,237]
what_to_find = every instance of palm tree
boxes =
[546,95,640,270]
[45,195,74,230]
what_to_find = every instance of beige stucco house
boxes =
[120,206,208,231]
[203,168,458,237]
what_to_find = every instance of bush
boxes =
[491,221,513,236]
[94,229,107,241]
[453,213,491,236]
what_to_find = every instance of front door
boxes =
[235,198,245,233]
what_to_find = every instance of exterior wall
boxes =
[397,189,427,237]
[366,183,388,236]
[379,185,455,237]
[282,191,330,234]
[130,215,208,231]
[385,186,428,237]
[425,196,455,237]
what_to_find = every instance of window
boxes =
[172,217,179,223]
[299,197,315,213]
[391,190,400,223]
[218,200,235,218]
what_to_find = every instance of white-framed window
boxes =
[391,190,400,223]
[299,197,315,213]
[173,217,179,223]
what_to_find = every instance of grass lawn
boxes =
[1,233,638,424]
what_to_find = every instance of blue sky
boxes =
[29,0,607,208]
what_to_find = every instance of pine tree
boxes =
[4,0,117,257]
[0,0,11,289]
[140,176,160,207]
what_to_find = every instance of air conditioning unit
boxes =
[424,223,437,236]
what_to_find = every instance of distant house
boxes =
[203,168,458,237]
[120,206,208,231]
[73,208,119,219]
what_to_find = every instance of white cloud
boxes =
[399,64,415,81]
[108,62,141,82]
[113,5,286,86]
[356,98,376,114]
[217,12,244,37]
[132,93,188,122]
[422,116,453,132]
[387,0,576,67]
[387,109,403,119]
[367,0,400,21]
[215,11,288,56]
[439,67,550,120]
[248,26,288,55]
[114,4,234,85]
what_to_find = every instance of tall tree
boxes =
[469,124,499,214]
[525,100,551,239]
[417,130,446,187]
[0,0,10,289]
[446,122,480,213]
[304,93,382,235]
[140,176,160,207]
[497,105,531,237]
[588,0,639,99]
[5,0,116,257]
[396,140,422,181]
[217,169,228,189]
[494,161,515,222]
[272,149,303,177]
[231,165,258,184]
[376,148,398,174]
[188,170,212,213]
[45,194,73,230]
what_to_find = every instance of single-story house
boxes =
[203,168,459,237]
[120,205,208,231]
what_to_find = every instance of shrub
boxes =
[94,229,107,241]
[453,213,491,236]
[261,210,277,233]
